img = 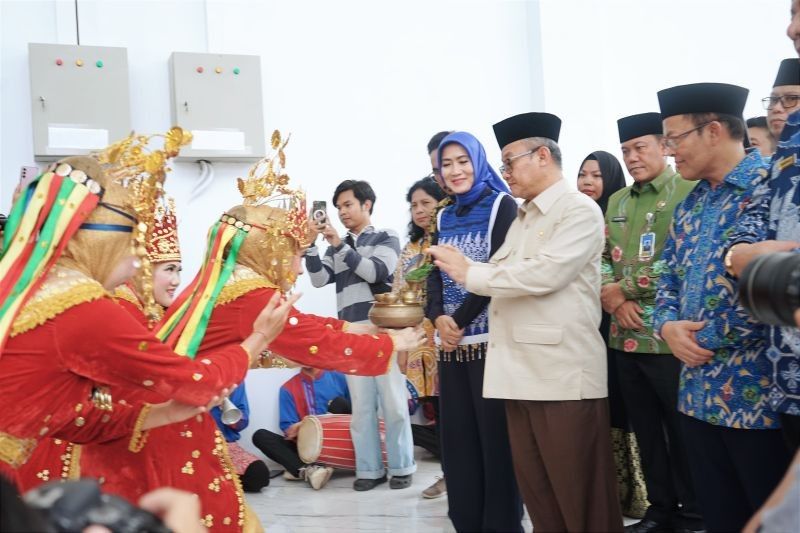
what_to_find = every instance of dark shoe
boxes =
[389,474,412,489]
[240,460,270,493]
[353,475,387,491]
[624,519,672,533]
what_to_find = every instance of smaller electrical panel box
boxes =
[169,52,266,162]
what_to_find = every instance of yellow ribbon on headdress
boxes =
[0,181,91,340]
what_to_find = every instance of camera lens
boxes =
[739,252,800,327]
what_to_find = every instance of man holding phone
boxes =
[304,179,415,491]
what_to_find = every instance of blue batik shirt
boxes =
[654,150,778,429]
[728,109,800,415]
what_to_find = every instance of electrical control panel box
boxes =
[29,43,132,161]
[169,52,265,162]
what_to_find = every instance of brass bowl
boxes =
[368,302,425,329]
[374,293,399,304]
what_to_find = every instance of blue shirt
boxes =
[729,109,800,416]
[279,371,350,433]
[210,382,250,442]
[654,150,778,429]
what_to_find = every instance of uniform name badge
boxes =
[639,232,655,261]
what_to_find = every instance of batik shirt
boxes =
[653,151,777,429]
[601,166,695,354]
[728,109,800,416]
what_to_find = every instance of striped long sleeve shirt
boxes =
[305,226,400,323]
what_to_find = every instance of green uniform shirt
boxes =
[601,166,695,354]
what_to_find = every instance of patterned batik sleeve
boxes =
[726,174,772,246]
[653,221,681,337]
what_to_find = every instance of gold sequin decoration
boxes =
[191,450,200,458]
[192,373,203,381]
[142,379,154,387]
[214,266,279,307]
[181,461,195,475]
[138,341,149,351]
[309,345,318,354]
[9,270,106,336]
[74,417,85,427]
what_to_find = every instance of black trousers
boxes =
[680,414,791,533]
[614,350,701,528]
[780,412,800,452]
[411,397,441,459]
[439,356,523,533]
[252,429,304,477]
[251,396,352,477]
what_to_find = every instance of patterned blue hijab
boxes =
[438,131,510,208]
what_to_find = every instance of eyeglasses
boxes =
[762,94,800,110]
[499,147,539,174]
[663,122,713,150]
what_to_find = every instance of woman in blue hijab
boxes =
[425,131,523,532]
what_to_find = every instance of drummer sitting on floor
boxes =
[253,367,352,490]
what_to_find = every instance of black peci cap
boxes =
[617,112,663,143]
[657,82,748,119]
[492,112,561,149]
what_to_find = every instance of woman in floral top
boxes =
[392,176,446,399]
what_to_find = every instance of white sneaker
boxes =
[305,465,334,490]
[421,476,446,499]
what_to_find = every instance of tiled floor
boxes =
[246,449,533,532]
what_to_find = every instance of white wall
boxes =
[538,0,794,184]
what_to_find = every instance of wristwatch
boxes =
[723,244,741,277]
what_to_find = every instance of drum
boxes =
[296,414,386,470]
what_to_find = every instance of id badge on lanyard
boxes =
[638,212,656,261]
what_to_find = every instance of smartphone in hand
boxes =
[311,200,328,226]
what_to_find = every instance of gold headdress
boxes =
[147,195,181,263]
[236,131,308,241]
[96,127,192,321]
[230,130,308,287]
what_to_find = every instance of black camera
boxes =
[739,252,800,327]
[24,479,170,533]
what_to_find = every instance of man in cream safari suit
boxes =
[430,112,623,533]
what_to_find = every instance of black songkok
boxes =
[773,58,800,87]
[492,112,561,149]
[617,112,663,143]
[657,82,748,119]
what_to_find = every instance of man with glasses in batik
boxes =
[601,112,699,533]
[726,56,800,453]
[653,82,791,533]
